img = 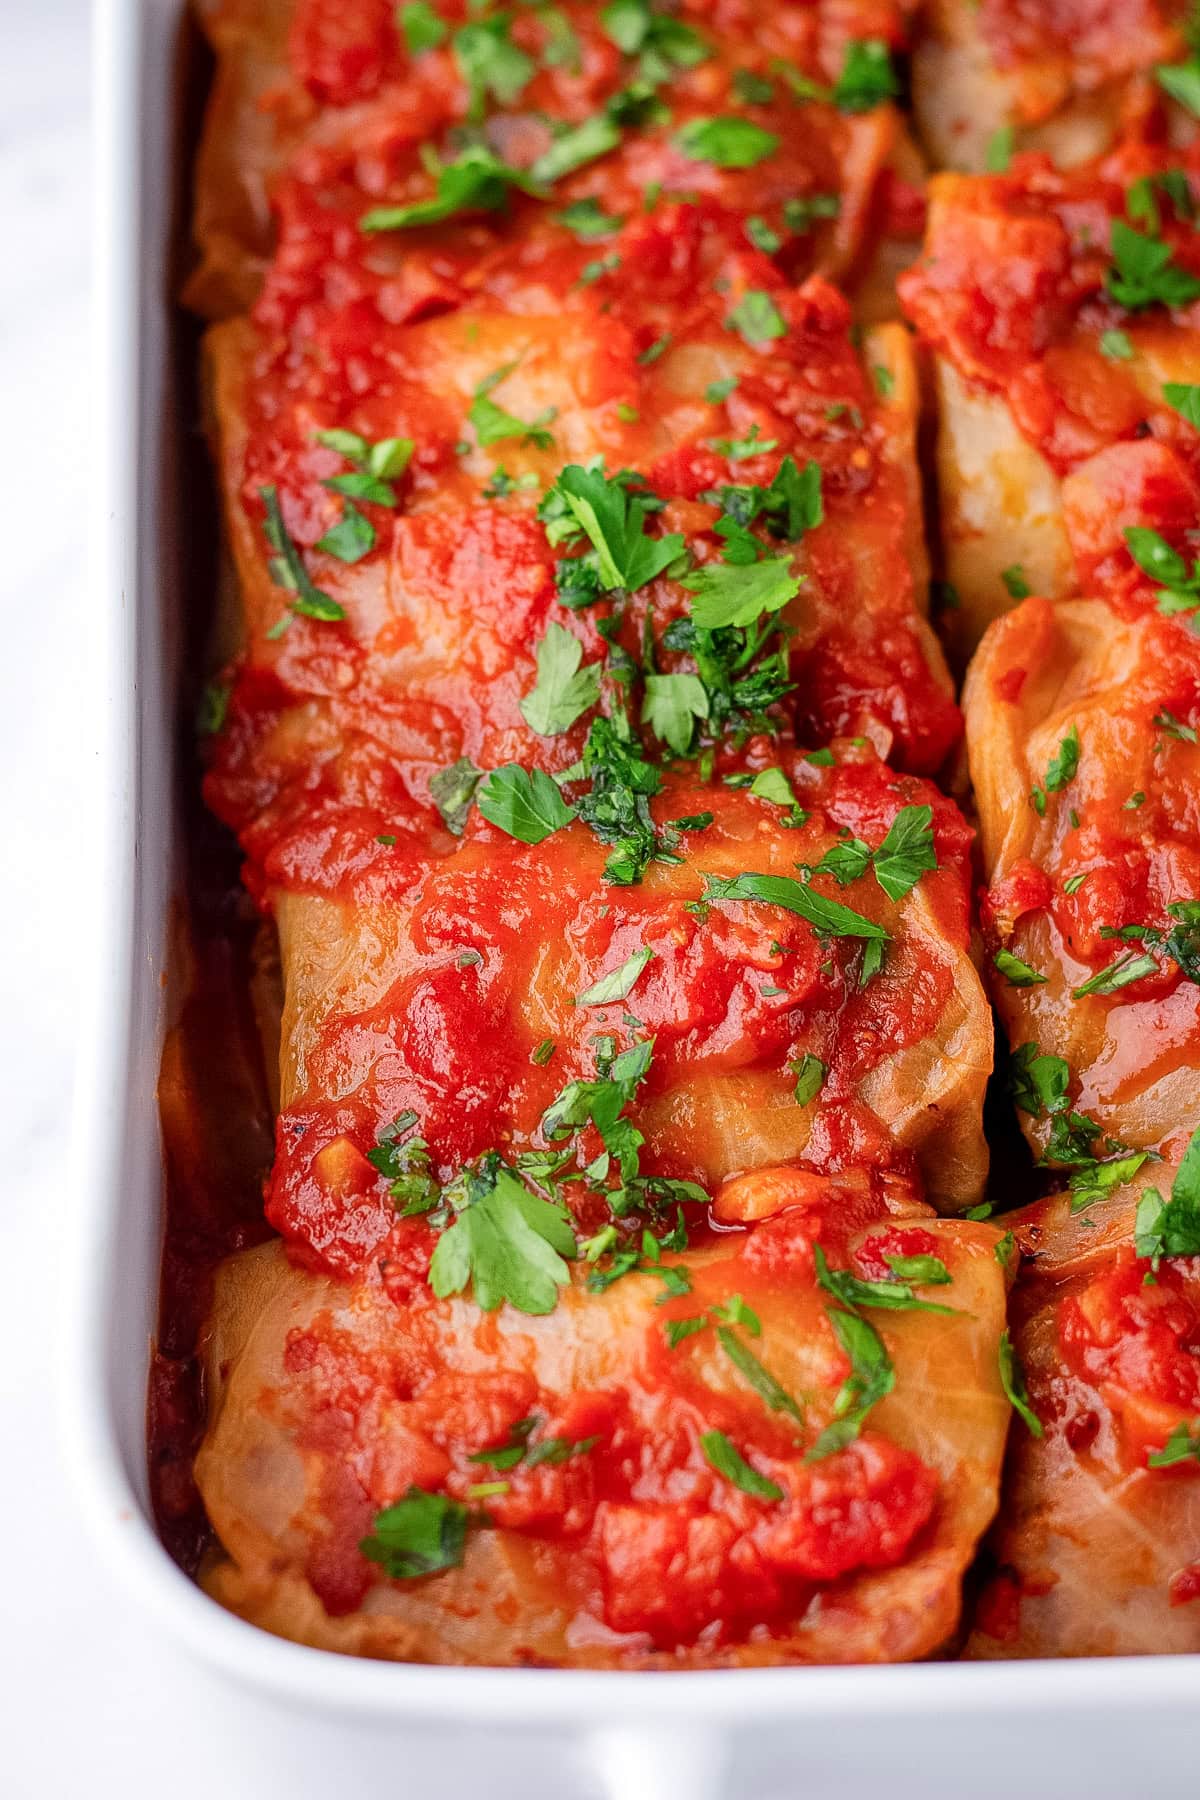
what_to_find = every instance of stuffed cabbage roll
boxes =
[196,1197,1013,1666]
[187,0,924,320]
[967,1145,1200,1659]
[964,594,1200,1173]
[912,0,1192,175]
[900,144,1200,658]
[257,757,990,1285]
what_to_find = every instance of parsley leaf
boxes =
[1002,564,1031,598]
[814,1245,956,1316]
[315,500,375,564]
[546,464,684,591]
[994,948,1048,988]
[675,116,780,169]
[872,805,937,902]
[807,1307,894,1460]
[791,1052,825,1105]
[1072,950,1159,997]
[683,555,799,629]
[260,486,344,622]
[476,764,577,843]
[985,124,1013,173]
[1165,381,1200,427]
[1030,725,1079,814]
[469,362,556,449]
[1106,218,1200,311]
[429,1159,577,1314]
[1156,56,1200,117]
[998,1329,1043,1437]
[360,145,535,232]
[1147,1420,1200,1467]
[700,1429,783,1500]
[831,39,899,112]
[555,196,625,239]
[576,945,655,1006]
[531,112,623,185]
[716,1326,804,1424]
[360,1487,469,1579]
[454,15,534,121]
[725,289,787,344]
[641,670,709,753]
[520,622,602,736]
[886,1253,951,1286]
[1124,524,1200,618]
[430,756,483,836]
[399,1,447,56]
[702,870,890,941]
[1135,1124,1200,1263]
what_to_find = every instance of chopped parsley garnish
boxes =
[790,1051,825,1106]
[399,1,447,56]
[315,501,374,564]
[520,621,602,736]
[725,288,787,344]
[469,1414,599,1471]
[745,215,782,254]
[683,554,799,627]
[544,463,684,592]
[1001,564,1031,599]
[700,1429,783,1500]
[1156,52,1200,118]
[1155,708,1198,742]
[369,1111,439,1215]
[196,680,230,736]
[750,766,807,827]
[531,112,623,186]
[1009,1042,1147,1203]
[453,14,534,122]
[1124,525,1200,619]
[1165,381,1200,427]
[1147,1420,1200,1468]
[1135,1123,1200,1265]
[1072,949,1159,998]
[814,1245,956,1317]
[716,1326,804,1425]
[674,115,780,169]
[998,1330,1043,1437]
[602,0,710,81]
[702,870,890,943]
[360,145,535,233]
[641,671,709,753]
[807,1306,893,1460]
[706,376,738,403]
[259,486,344,623]
[1030,725,1079,814]
[555,196,625,239]
[469,362,556,449]
[1100,328,1134,360]
[994,948,1048,988]
[476,764,577,844]
[831,39,900,112]
[576,945,655,1006]
[782,192,840,233]
[808,804,937,904]
[985,124,1013,173]
[360,1487,470,1579]
[886,1253,951,1286]
[1106,217,1200,312]
[428,1155,578,1314]
[430,756,483,836]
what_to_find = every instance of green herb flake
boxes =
[675,116,780,169]
[699,1429,783,1500]
[576,945,655,1007]
[476,764,577,845]
[998,1329,1043,1437]
[360,1487,469,1579]
[994,947,1048,988]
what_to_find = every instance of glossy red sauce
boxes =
[1059,1246,1200,1466]
[278,1208,937,1639]
[165,0,973,1627]
[977,0,1184,77]
[901,143,1200,609]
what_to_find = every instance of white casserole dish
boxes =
[72,3,1200,1792]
